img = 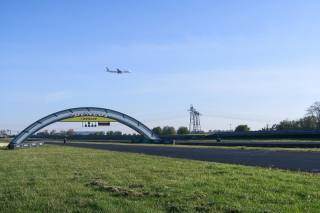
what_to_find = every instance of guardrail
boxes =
[8,141,45,150]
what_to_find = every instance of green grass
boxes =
[0,145,319,212]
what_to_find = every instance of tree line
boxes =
[36,129,128,137]
[152,126,190,136]
[36,126,190,137]
[235,102,320,132]
[263,102,320,131]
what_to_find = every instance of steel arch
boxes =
[10,107,159,146]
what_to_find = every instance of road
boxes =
[48,142,320,173]
[177,141,320,148]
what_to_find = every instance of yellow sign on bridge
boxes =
[61,116,116,123]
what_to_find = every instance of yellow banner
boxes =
[61,116,116,123]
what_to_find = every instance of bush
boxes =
[177,127,190,135]
[235,125,250,132]
[162,126,176,136]
[152,127,162,135]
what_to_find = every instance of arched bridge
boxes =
[10,107,159,148]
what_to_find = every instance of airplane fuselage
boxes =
[106,67,130,74]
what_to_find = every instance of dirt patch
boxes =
[166,203,188,213]
[165,200,215,213]
[88,179,165,198]
[128,183,145,189]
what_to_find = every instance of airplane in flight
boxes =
[106,67,131,74]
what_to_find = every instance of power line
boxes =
[204,113,276,123]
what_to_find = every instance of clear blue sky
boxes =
[1,0,320,133]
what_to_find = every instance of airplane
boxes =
[106,67,131,74]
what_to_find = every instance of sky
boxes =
[1,0,320,133]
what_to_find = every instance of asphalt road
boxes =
[178,141,320,148]
[48,142,320,173]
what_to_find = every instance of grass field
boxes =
[0,145,319,212]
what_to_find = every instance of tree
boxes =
[106,131,114,136]
[307,102,320,128]
[0,130,7,137]
[235,125,250,132]
[162,126,176,135]
[37,130,49,137]
[59,130,66,136]
[272,116,318,131]
[152,127,162,135]
[94,131,105,136]
[114,131,122,136]
[275,120,298,130]
[261,124,276,131]
[177,126,189,135]
[299,116,318,129]
[50,130,57,135]
[66,129,75,137]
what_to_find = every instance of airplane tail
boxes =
[106,67,110,72]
